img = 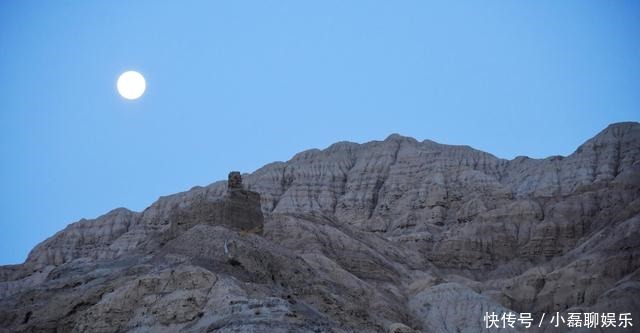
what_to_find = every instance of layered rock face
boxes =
[1,122,639,333]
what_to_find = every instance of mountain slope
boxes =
[1,122,639,333]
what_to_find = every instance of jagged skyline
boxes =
[2,121,638,332]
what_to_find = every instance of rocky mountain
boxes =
[1,122,639,333]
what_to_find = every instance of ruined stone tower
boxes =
[228,171,243,190]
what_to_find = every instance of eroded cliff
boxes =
[1,122,639,333]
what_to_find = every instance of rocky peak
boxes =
[1,123,639,333]
[384,133,418,143]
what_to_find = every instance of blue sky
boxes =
[1,1,638,264]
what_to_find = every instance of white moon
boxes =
[117,71,146,100]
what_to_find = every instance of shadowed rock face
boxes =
[166,177,264,237]
[1,122,639,333]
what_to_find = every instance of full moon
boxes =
[117,71,146,100]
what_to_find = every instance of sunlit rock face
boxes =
[1,122,639,333]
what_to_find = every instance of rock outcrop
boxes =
[1,122,639,333]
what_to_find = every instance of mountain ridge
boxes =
[50,121,635,225]
[1,121,639,333]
